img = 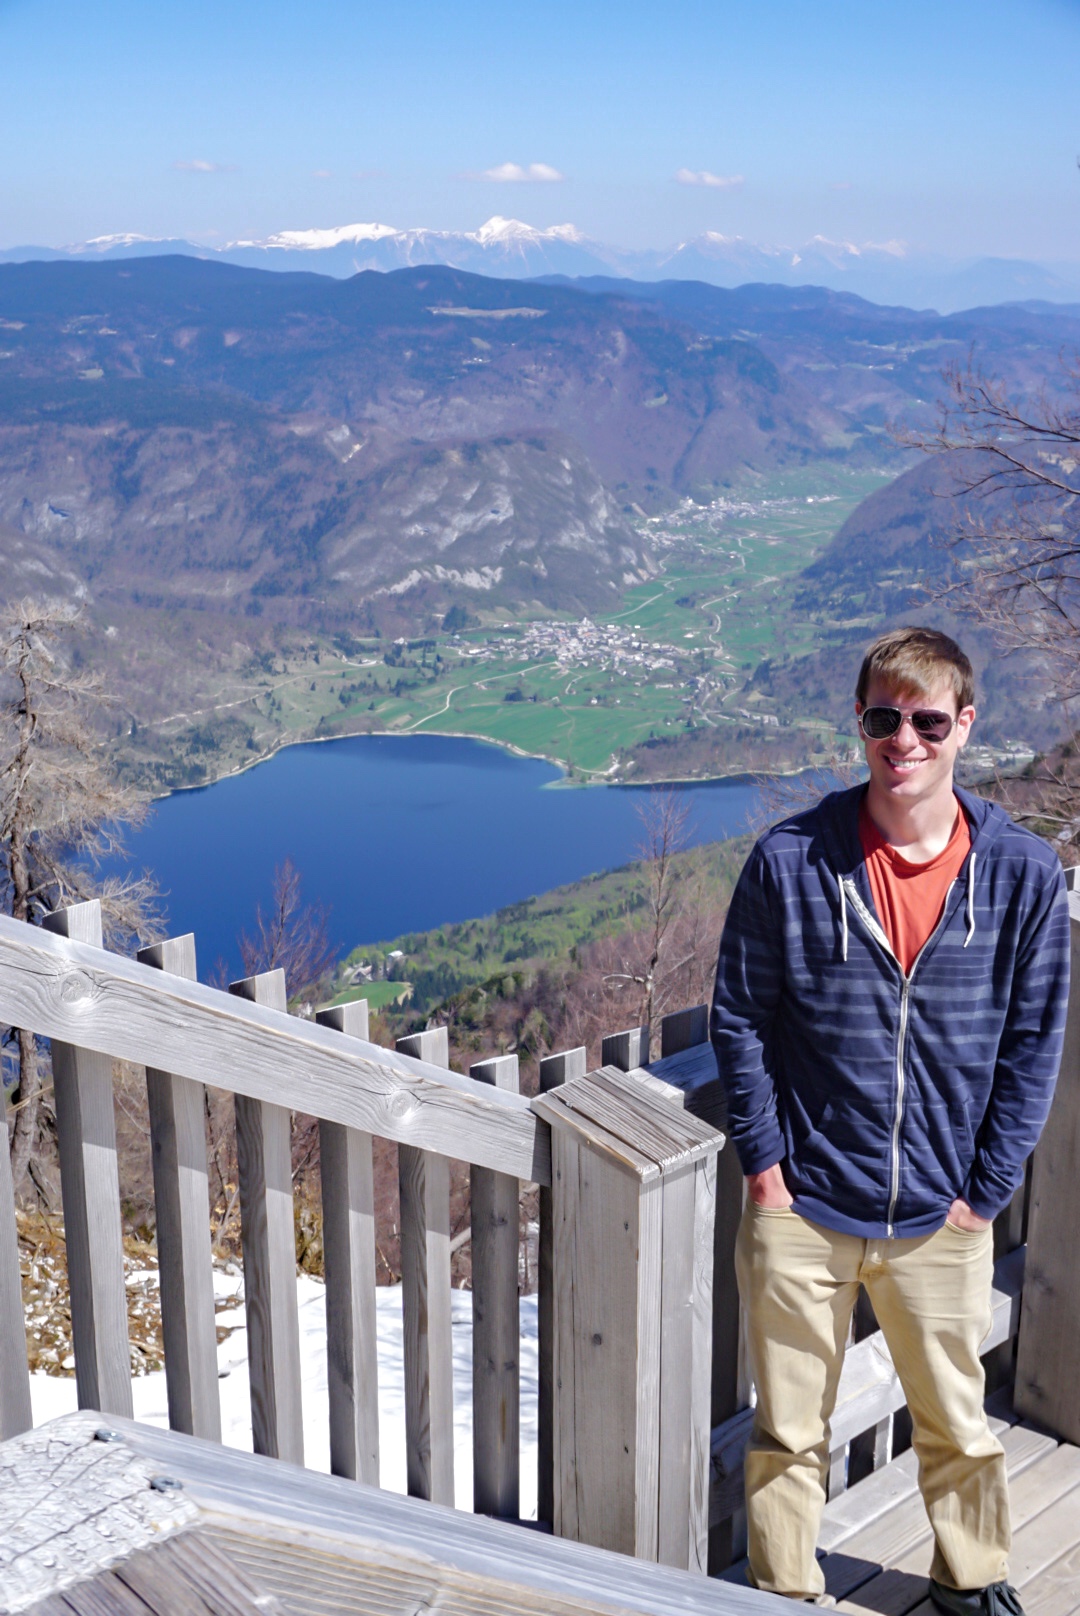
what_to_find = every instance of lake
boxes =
[115,734,772,978]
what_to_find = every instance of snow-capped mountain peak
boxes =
[470,216,583,246]
[74,233,162,252]
[251,222,402,251]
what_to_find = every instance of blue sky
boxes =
[3,0,1079,259]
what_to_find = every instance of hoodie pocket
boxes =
[949,1099,975,1159]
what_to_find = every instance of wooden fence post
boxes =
[230,968,304,1465]
[470,1053,520,1518]
[533,1066,722,1571]
[660,1005,708,1059]
[43,901,133,1418]
[0,1095,32,1438]
[537,1045,587,1526]
[395,1026,454,1504]
[602,1025,650,1071]
[316,998,379,1485]
[139,934,221,1443]
[1015,893,1080,1442]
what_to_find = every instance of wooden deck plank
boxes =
[1021,1535,1080,1616]
[821,1424,1058,1601]
[107,1415,791,1614]
[830,1441,1080,1615]
[1008,1481,1080,1592]
[818,1414,1015,1553]
[53,1574,153,1615]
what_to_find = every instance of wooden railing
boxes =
[3,885,1080,1580]
[0,901,723,1574]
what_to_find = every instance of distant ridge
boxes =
[3,218,1080,314]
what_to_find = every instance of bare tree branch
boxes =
[238,856,336,1005]
[0,600,161,1188]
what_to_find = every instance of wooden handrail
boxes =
[0,913,549,1184]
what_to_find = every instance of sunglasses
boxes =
[859,706,955,743]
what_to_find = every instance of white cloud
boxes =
[675,168,744,189]
[830,181,853,191]
[312,169,332,179]
[173,159,234,174]
[468,162,565,183]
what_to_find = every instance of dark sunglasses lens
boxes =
[910,711,953,741]
[860,707,901,739]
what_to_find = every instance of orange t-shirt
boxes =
[858,798,972,975]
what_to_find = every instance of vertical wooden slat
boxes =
[139,934,221,1442]
[316,999,379,1485]
[0,1096,32,1437]
[537,1045,587,1526]
[395,1027,454,1505]
[1015,899,1080,1443]
[470,1053,520,1519]
[656,1151,716,1573]
[708,1140,747,1572]
[601,1026,650,1071]
[826,1444,848,1499]
[659,1005,708,1059]
[43,901,132,1418]
[688,1153,717,1569]
[231,968,303,1465]
[848,1289,890,1485]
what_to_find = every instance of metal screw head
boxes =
[94,1427,122,1443]
[150,1475,183,1492]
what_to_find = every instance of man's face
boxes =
[856,676,975,808]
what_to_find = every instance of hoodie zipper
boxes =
[841,876,963,1237]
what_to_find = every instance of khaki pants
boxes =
[735,1202,1008,1599]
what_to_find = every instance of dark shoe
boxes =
[929,1580,1024,1616]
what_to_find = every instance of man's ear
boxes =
[955,706,976,747]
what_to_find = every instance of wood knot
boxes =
[59,970,98,1008]
[388,1090,416,1122]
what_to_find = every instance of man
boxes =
[710,626,1070,1613]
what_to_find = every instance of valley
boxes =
[107,464,892,790]
[0,255,1074,792]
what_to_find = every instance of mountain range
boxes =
[5,218,1080,315]
[1,252,1077,768]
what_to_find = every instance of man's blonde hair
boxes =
[856,626,975,712]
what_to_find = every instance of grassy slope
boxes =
[337,834,752,1020]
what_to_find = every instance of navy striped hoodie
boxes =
[710,784,1070,1238]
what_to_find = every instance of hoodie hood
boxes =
[813,781,1010,882]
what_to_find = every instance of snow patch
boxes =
[30,1273,540,1520]
[257,222,401,251]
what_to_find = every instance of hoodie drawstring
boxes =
[837,872,849,962]
[963,852,977,947]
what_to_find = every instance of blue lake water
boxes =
[116,734,768,978]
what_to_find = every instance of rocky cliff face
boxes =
[0,257,859,627]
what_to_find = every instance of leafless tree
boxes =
[746,755,866,840]
[904,359,1080,844]
[603,790,694,1028]
[237,856,336,1004]
[0,600,161,1189]
[907,359,1080,693]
